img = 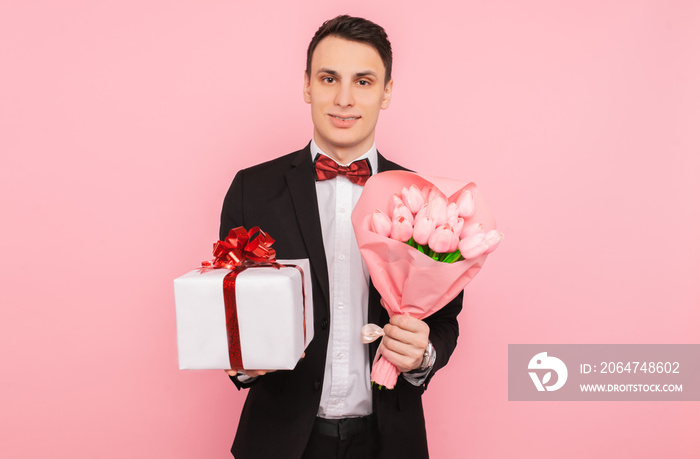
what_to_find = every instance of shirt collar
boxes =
[310,139,378,176]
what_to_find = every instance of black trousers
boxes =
[301,416,378,459]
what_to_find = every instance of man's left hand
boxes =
[379,314,430,373]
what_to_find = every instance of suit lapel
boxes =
[377,150,406,174]
[285,145,330,309]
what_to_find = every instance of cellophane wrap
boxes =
[351,170,497,388]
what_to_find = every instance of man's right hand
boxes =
[225,369,274,378]
[224,352,304,378]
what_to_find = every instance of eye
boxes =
[357,79,370,86]
[322,76,335,83]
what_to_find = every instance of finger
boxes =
[242,369,276,377]
[226,369,275,377]
[389,314,430,333]
[383,323,429,348]
[378,342,419,373]
[382,334,426,361]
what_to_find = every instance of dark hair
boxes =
[306,15,393,84]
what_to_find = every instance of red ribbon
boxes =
[199,226,306,370]
[202,226,277,270]
[222,263,307,370]
[199,227,281,369]
[203,227,274,369]
[223,266,246,369]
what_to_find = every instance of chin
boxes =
[329,138,365,150]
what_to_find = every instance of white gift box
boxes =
[174,259,313,370]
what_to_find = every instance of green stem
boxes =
[442,250,463,263]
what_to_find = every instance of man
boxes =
[220,15,463,459]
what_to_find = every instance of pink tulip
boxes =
[483,230,504,254]
[401,185,425,214]
[390,216,413,242]
[392,203,414,224]
[391,193,404,208]
[448,228,460,252]
[426,195,448,226]
[427,187,444,202]
[370,209,392,237]
[414,203,428,222]
[447,217,464,237]
[460,222,484,239]
[428,224,455,253]
[412,216,435,245]
[458,232,489,259]
[446,202,458,220]
[456,189,475,218]
[420,186,431,203]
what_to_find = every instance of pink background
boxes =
[2,1,698,458]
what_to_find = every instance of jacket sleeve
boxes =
[228,372,259,390]
[421,290,464,388]
[220,170,245,241]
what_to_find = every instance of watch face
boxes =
[420,342,434,370]
[420,344,431,370]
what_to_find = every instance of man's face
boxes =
[304,36,393,162]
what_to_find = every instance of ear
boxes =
[303,71,311,104]
[380,79,393,110]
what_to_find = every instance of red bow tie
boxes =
[314,154,372,186]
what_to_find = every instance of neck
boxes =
[313,134,375,165]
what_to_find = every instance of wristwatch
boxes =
[419,340,434,371]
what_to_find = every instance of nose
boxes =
[334,81,354,107]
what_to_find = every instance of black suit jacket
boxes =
[220,144,463,459]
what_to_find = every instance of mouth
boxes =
[330,115,360,121]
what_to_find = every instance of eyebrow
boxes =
[355,71,378,79]
[317,68,378,79]
[317,68,339,77]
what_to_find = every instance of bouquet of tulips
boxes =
[369,181,502,263]
[351,170,502,389]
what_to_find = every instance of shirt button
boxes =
[337,302,344,309]
[321,318,329,329]
[336,353,344,360]
[332,399,340,405]
[339,207,346,213]
[338,254,345,261]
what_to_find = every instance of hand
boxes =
[225,369,275,378]
[379,314,430,373]
[223,353,305,378]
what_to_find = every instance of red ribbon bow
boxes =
[314,154,372,186]
[202,226,276,270]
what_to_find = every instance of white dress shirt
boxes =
[311,139,374,418]
[311,140,433,419]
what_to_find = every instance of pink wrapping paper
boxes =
[352,170,498,388]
